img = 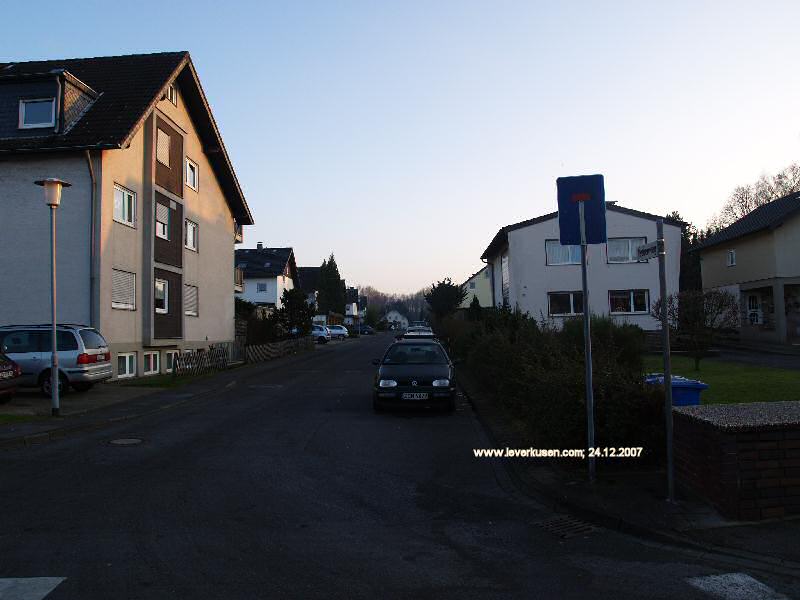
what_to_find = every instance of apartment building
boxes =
[481,204,682,330]
[0,52,253,378]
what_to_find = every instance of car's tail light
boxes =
[77,353,97,365]
[13,364,21,377]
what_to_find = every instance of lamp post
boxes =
[34,178,71,417]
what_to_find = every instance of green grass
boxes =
[0,414,46,425]
[642,354,800,405]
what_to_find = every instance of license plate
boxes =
[0,371,12,379]
[97,354,106,361]
[402,392,429,400]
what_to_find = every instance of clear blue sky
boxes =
[6,1,800,293]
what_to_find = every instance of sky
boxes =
[5,1,800,293]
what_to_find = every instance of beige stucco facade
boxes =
[460,266,492,308]
[699,213,800,345]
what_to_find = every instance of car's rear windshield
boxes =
[383,344,448,365]
[79,329,108,349]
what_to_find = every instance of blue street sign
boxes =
[557,174,607,245]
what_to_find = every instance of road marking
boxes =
[0,578,65,599]
[686,573,789,600]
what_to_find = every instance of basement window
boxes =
[19,98,56,129]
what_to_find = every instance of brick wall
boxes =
[674,412,800,520]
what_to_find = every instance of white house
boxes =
[236,245,297,309]
[481,204,682,330]
[384,310,409,330]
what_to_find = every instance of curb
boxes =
[0,346,322,451]
[458,379,800,578]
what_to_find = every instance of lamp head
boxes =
[34,178,71,208]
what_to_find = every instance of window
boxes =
[257,282,267,293]
[117,352,137,379]
[607,237,646,263]
[184,284,199,316]
[155,278,169,314]
[165,350,179,373]
[609,289,650,314]
[56,331,79,351]
[727,250,736,266]
[19,98,55,128]
[111,269,136,310]
[167,84,178,105]
[186,158,199,191]
[185,220,198,251]
[0,330,44,354]
[501,252,510,305]
[143,351,160,375]
[545,240,581,265]
[548,291,584,316]
[79,329,107,349]
[156,128,171,166]
[469,281,476,289]
[113,184,136,227]
[155,203,170,240]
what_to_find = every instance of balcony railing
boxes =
[234,266,244,292]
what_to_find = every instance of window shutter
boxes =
[184,284,198,316]
[156,202,170,224]
[112,270,136,309]
[156,129,171,166]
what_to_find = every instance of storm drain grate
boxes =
[535,515,595,538]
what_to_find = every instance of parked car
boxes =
[328,325,349,340]
[0,325,112,395]
[372,338,456,413]
[0,353,22,402]
[312,324,332,344]
[357,325,375,335]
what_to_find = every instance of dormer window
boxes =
[19,98,55,129]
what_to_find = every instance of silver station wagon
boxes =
[0,324,113,395]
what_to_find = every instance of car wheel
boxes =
[317,336,325,344]
[445,397,456,413]
[0,393,14,404]
[40,371,69,397]
[72,382,94,393]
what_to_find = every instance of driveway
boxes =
[0,333,797,599]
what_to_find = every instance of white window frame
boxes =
[143,351,160,376]
[117,352,137,379]
[111,269,136,311]
[609,289,650,314]
[607,237,647,264]
[185,219,198,251]
[156,203,170,240]
[155,278,169,314]
[113,184,136,228]
[186,158,199,191]
[548,291,584,316]
[164,350,179,373]
[184,284,199,317]
[19,98,56,129]
[156,128,171,167]
[545,240,581,266]
[727,249,736,267]
[167,83,178,105]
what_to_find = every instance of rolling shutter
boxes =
[156,128,171,166]
[112,269,136,309]
[184,284,198,316]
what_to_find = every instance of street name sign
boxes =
[637,241,658,261]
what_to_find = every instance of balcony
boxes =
[234,266,244,292]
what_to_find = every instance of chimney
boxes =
[257,242,263,250]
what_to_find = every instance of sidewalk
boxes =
[0,344,322,449]
[459,371,800,571]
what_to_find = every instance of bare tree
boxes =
[652,289,740,370]
[710,163,800,230]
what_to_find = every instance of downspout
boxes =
[481,257,495,308]
[85,150,98,327]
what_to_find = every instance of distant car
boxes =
[0,353,22,402]
[372,338,456,413]
[0,324,112,395]
[328,325,349,340]
[357,325,375,335]
[312,324,331,344]
[398,326,435,340]
[410,321,429,328]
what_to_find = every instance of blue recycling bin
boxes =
[644,373,709,406]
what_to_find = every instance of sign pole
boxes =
[579,202,596,483]
[657,219,675,502]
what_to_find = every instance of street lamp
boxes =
[34,178,71,417]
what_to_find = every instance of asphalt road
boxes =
[1,333,798,599]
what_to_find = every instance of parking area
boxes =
[0,383,162,419]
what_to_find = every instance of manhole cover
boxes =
[536,515,595,538]
[109,438,143,446]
